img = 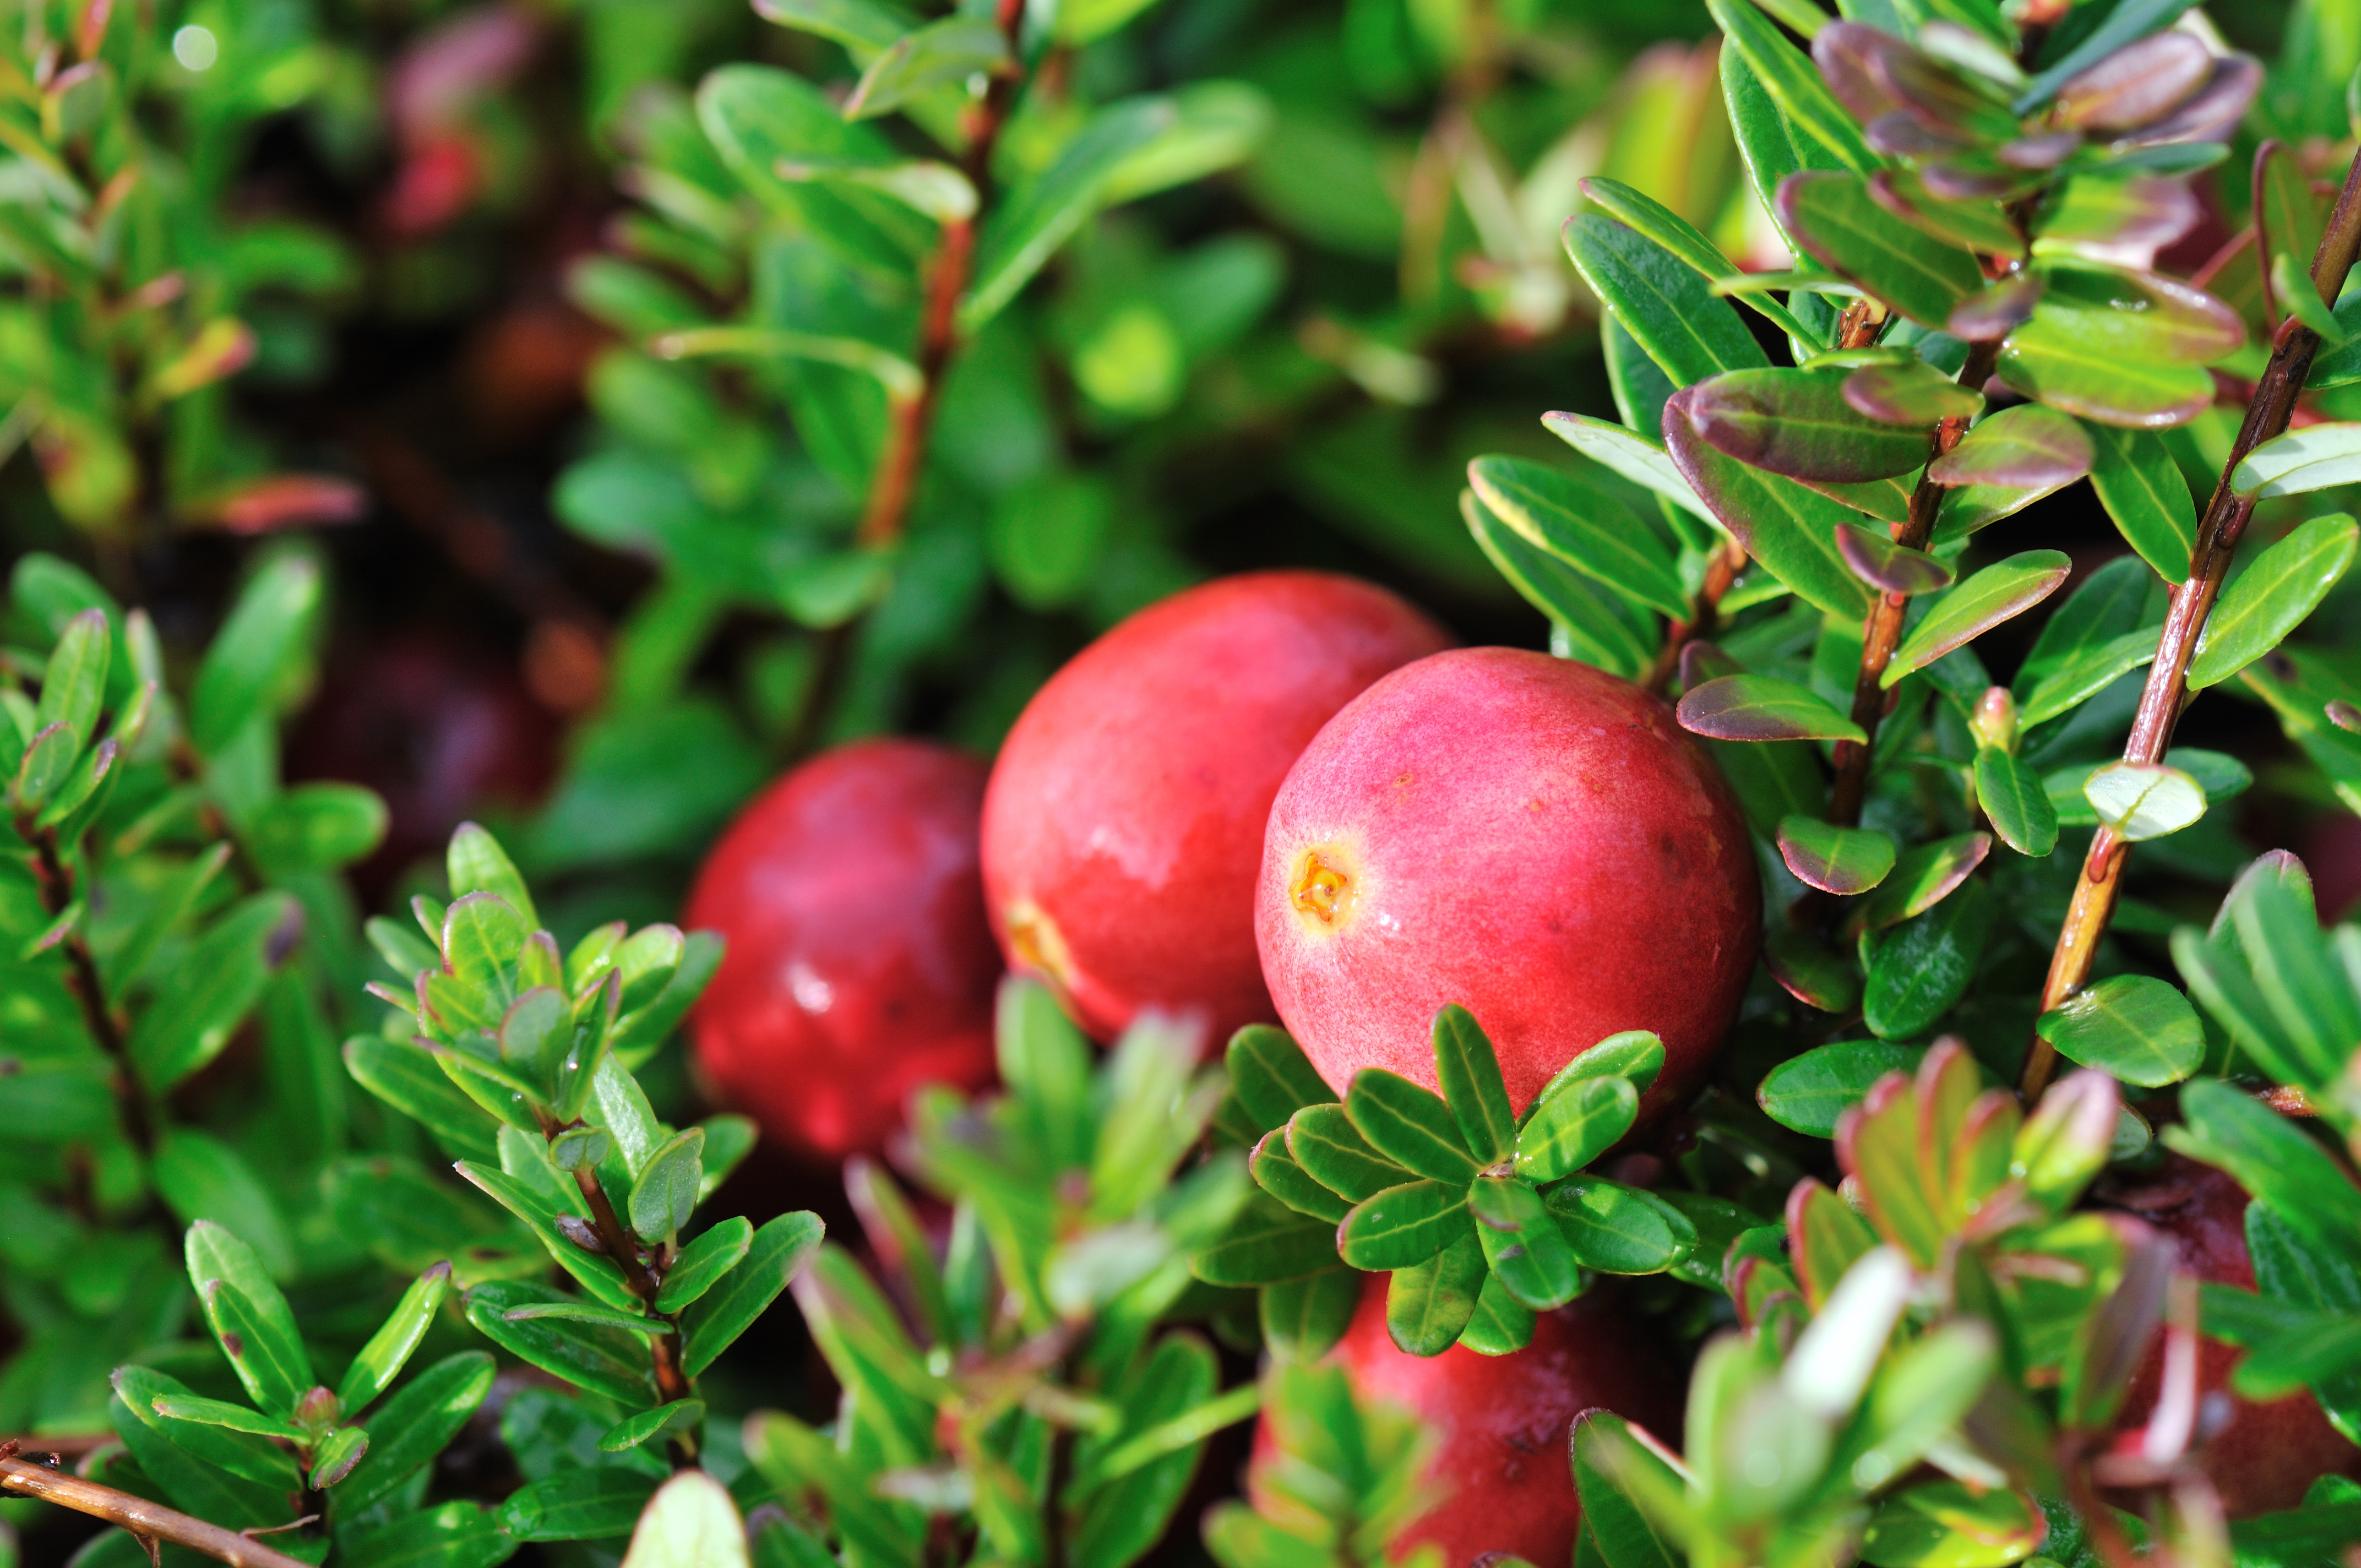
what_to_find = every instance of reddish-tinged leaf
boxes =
[1949,275,2044,340]
[1686,368,1934,481]
[1663,390,1878,617]
[1850,833,1992,933]
[1926,405,2094,489]
[1836,1073,1946,1266]
[1871,165,2027,253]
[1885,550,2073,685]
[1786,1178,1878,1308]
[1913,1039,1982,1201]
[1678,674,1867,743]
[1778,171,1987,329]
[1842,359,1984,426]
[2033,173,2200,262]
[1999,130,2081,168]
[1777,814,1897,895]
[2329,699,2361,733]
[2053,31,2213,132]
[1811,22,1911,122]
[2120,56,2260,147]
[1921,160,2041,202]
[1679,639,1743,688]
[1867,112,1978,159]
[1762,927,1861,1014]
[1952,1089,2021,1219]
[185,475,369,534]
[1837,520,1956,594]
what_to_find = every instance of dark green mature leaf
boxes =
[1885,552,2072,686]
[1686,368,1933,482]
[1723,46,1848,263]
[1563,214,1769,388]
[107,1369,286,1530]
[1227,1025,1335,1132]
[1465,491,1656,679]
[340,1501,521,1568]
[1338,1180,1473,1270]
[1345,1070,1477,1184]
[336,1352,497,1513]
[1287,1103,1414,1200]
[498,1473,666,1539]
[1663,390,1876,617]
[1580,177,1813,341]
[339,1261,453,1413]
[2085,422,2196,579]
[1385,1232,1487,1356]
[1780,173,1985,329]
[2188,513,2360,689]
[601,1398,705,1454]
[1457,1272,1537,1356]
[682,1209,824,1376]
[343,1037,498,1161]
[1864,881,1995,1040]
[184,1221,308,1413]
[1763,925,1864,1014]
[1709,0,1878,173]
[2245,1202,2361,1436]
[129,892,300,1092]
[1976,747,2059,856]
[1431,1005,1516,1164]
[467,1281,659,1404]
[1546,1179,1693,1275]
[139,1393,304,1489]
[1252,1131,1353,1223]
[1469,1174,1580,1310]
[1678,674,1865,743]
[2168,1080,2361,1263]
[1761,1043,1924,1138]
[1467,456,1689,619]
[1514,1075,1639,1184]
[189,553,319,757]
[1777,815,1897,895]
[1259,1268,1359,1360]
[156,1131,296,1283]
[2018,630,2158,727]
[655,1217,754,1314]
[964,96,1174,331]
[2037,976,2205,1088]
[1194,1190,1341,1287]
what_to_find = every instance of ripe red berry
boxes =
[1250,1275,1681,1566]
[981,571,1450,1044]
[1257,647,1759,1120]
[2112,1157,2359,1516]
[686,739,1000,1162]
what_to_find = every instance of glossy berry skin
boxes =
[1250,1275,1681,1566]
[2113,1157,2359,1516]
[1257,647,1759,1120]
[981,571,1450,1044]
[686,740,1001,1163]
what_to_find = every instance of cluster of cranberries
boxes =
[680,571,2334,1559]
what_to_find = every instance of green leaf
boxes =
[1469,1173,1581,1310]
[1864,881,1995,1040]
[184,1221,308,1413]
[1467,455,1689,619]
[2018,629,2158,727]
[1885,552,2074,687]
[1286,1103,1415,1200]
[308,1425,369,1491]
[1571,1410,1687,1568]
[1258,1267,1359,1361]
[339,1261,453,1413]
[1530,1032,1667,1107]
[681,1209,825,1378]
[156,1130,295,1283]
[1778,173,1985,329]
[1345,1069,1477,1184]
[2083,760,2206,840]
[619,1471,749,1568]
[1430,1005,1516,1165]
[1662,391,1877,618]
[629,1128,705,1243]
[1546,1178,1693,1275]
[1976,747,2059,856]
[842,15,1007,120]
[1456,1271,1537,1356]
[1851,833,1991,933]
[1563,213,1769,389]
[341,1501,517,1568]
[2168,1080,2361,1263]
[1578,176,1812,341]
[695,64,927,274]
[1337,1180,1474,1270]
[751,0,914,54]
[1252,1131,1352,1223]
[1925,405,2093,491]
[655,1217,753,1314]
[502,1467,665,1541]
[467,1280,660,1404]
[1384,1231,1487,1355]
[2085,423,2195,578]
[2188,513,2360,689]
[1997,268,2234,427]
[343,1036,498,1161]
[455,1159,638,1310]
[602,1398,705,1453]
[963,97,1174,331]
[108,1365,294,1521]
[1192,1190,1339,1287]
[1708,0,1878,173]
[189,553,320,757]
[2017,0,2199,110]
[448,823,538,933]
[34,607,108,754]
[336,1351,497,1513]
[139,1393,305,1489]
[1539,412,1716,526]
[130,892,300,1092]
[1678,674,1866,743]
[1776,815,1897,895]
[1464,489,1656,679]
[1225,1024,1336,1133]
[146,1394,302,1442]
[1763,925,1864,1013]
[1514,1074,1640,1184]
[1685,367,1934,482]
[2037,974,2205,1088]
[1758,1042,1923,1139]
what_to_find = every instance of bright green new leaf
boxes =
[1469,1173,1581,1311]
[338,1260,453,1413]
[2036,974,2205,1088]
[2085,422,2196,578]
[1514,1074,1639,1184]
[1563,213,1769,389]
[621,1470,750,1568]
[2083,761,2206,840]
[188,553,320,758]
[842,16,1007,121]
[1976,747,2059,856]
[1467,455,1690,619]
[681,1209,825,1377]
[629,1128,706,1242]
[1430,1004,1516,1166]
[2188,513,2360,689]
[1776,815,1897,895]
[655,1216,755,1313]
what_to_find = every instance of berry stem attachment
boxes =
[2021,143,2361,1102]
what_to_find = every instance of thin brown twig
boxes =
[564,1162,696,1465]
[1827,338,2001,827]
[1647,538,1749,693]
[2021,145,2361,1102]
[1,1452,312,1568]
